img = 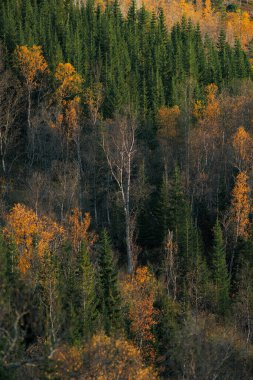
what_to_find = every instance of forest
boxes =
[1,0,253,378]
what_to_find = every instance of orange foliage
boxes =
[156,105,180,139]
[15,45,48,89]
[4,204,64,274]
[51,334,158,379]
[121,267,159,362]
[231,172,250,239]
[68,208,97,252]
[64,98,81,137]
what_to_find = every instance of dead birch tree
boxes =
[101,114,137,274]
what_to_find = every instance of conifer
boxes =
[98,230,122,334]
[211,219,230,314]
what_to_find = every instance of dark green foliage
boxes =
[156,167,210,307]
[155,291,181,377]
[59,242,98,343]
[81,243,99,340]
[157,167,186,245]
[226,3,239,12]
[211,219,230,315]
[0,234,20,303]
[0,0,250,119]
[98,230,122,334]
[234,39,251,79]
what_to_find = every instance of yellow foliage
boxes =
[68,208,97,252]
[51,333,158,379]
[55,63,83,102]
[4,204,64,274]
[84,82,104,125]
[111,0,253,48]
[193,100,205,120]
[203,84,220,123]
[54,63,83,138]
[232,126,253,170]
[14,45,48,89]
[194,84,220,135]
[226,11,253,48]
[205,83,218,104]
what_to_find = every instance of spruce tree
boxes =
[98,230,122,334]
[211,219,230,315]
[234,39,250,79]
[157,171,171,244]
[60,241,98,342]
[81,243,98,340]
[168,166,187,242]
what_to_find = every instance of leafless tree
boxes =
[84,82,104,225]
[0,71,22,174]
[101,114,137,274]
[50,160,79,222]
[163,230,178,300]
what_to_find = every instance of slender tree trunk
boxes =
[92,127,98,226]
[75,130,83,210]
[0,130,5,173]
[27,88,35,167]
[28,89,31,131]
[93,170,98,226]
[124,206,133,274]
[126,154,133,274]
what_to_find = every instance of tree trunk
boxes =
[27,88,35,167]
[126,155,133,274]
[125,206,133,274]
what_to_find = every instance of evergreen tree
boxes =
[0,1,251,116]
[234,39,250,79]
[167,166,187,242]
[98,230,122,334]
[157,171,170,244]
[211,219,230,315]
[59,243,81,343]
[60,241,98,342]
[81,243,99,340]
[0,234,20,302]
[155,291,181,377]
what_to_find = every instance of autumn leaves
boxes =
[4,204,92,275]
[14,45,48,90]
[231,126,253,241]
[14,45,83,135]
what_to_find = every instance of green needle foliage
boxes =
[211,219,230,315]
[98,230,122,335]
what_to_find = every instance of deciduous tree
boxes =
[14,45,48,163]
[121,266,158,362]
[101,114,137,274]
